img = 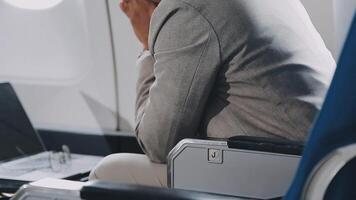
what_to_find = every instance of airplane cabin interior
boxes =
[0,0,355,199]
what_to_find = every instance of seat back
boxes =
[285,14,356,200]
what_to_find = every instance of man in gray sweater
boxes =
[90,0,335,187]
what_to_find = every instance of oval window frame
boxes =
[3,0,63,10]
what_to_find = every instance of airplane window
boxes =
[0,1,118,133]
[0,0,91,84]
[3,0,63,10]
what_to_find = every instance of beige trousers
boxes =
[89,153,167,187]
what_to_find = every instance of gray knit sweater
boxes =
[135,0,336,163]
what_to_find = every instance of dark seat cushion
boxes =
[81,181,240,200]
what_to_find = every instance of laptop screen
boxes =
[0,83,44,162]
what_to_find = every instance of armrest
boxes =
[80,181,239,200]
[11,178,84,200]
[303,144,356,200]
[168,138,302,199]
[227,136,304,156]
[11,179,240,200]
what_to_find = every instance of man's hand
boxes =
[120,0,158,50]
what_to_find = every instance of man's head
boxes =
[150,0,161,6]
[120,0,159,50]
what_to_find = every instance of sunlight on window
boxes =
[3,0,63,10]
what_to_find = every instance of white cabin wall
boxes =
[0,0,118,135]
[108,0,141,133]
[300,0,337,58]
[300,0,355,60]
[333,0,355,59]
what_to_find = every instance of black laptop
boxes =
[0,83,102,182]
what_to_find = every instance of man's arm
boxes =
[135,51,155,123]
[135,1,221,163]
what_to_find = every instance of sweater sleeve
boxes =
[135,1,221,163]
